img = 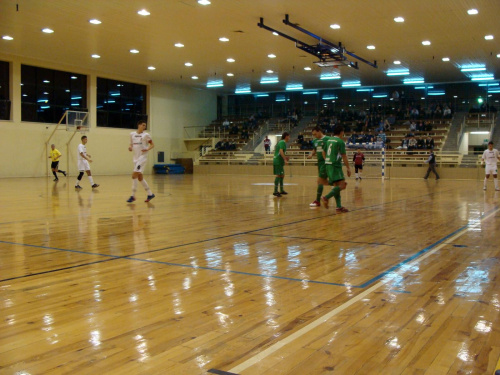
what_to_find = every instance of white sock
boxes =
[355,173,359,178]
[140,179,152,195]
[75,179,80,186]
[484,177,488,187]
[495,178,498,189]
[88,176,94,185]
[131,179,138,196]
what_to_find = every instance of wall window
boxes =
[0,60,10,120]
[96,78,147,129]
[21,64,87,123]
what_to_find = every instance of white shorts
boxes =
[485,165,498,175]
[78,159,91,171]
[133,155,148,173]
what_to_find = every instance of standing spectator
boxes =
[263,136,271,154]
[127,120,155,203]
[48,144,67,181]
[353,148,365,180]
[423,150,440,180]
[272,132,290,197]
[481,141,500,191]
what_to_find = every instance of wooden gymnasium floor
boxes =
[1,174,499,375]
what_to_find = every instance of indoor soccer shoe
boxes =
[145,194,155,202]
[53,178,59,181]
[272,192,281,197]
[279,191,288,195]
[75,185,82,190]
[321,196,329,208]
[336,207,349,213]
[62,171,67,177]
[127,196,136,203]
[92,184,100,189]
[309,200,320,207]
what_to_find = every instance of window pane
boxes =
[0,60,10,120]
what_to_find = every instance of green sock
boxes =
[279,177,284,191]
[332,186,341,207]
[316,185,324,201]
[325,187,335,199]
[274,177,279,192]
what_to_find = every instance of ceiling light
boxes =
[404,78,425,84]
[226,73,234,77]
[198,0,211,4]
[471,74,494,81]
[467,9,478,15]
[260,78,279,84]
[320,74,341,80]
[497,54,500,58]
[460,65,485,72]
[148,66,156,70]
[386,69,410,76]
[191,76,198,80]
[91,54,100,59]
[43,80,50,83]
[2,35,14,40]
[393,60,401,64]
[42,28,54,34]
[304,67,312,71]
[330,24,341,29]
[219,37,229,42]
[130,49,139,54]
[71,76,77,79]
[273,32,279,36]
[342,81,361,87]
[442,57,450,62]
[89,19,101,24]
[286,84,303,91]
[174,43,184,47]
[484,35,494,40]
[367,45,376,50]
[266,70,274,73]
[226,58,235,62]
[207,80,223,88]
[137,9,150,16]
[422,40,431,45]
[268,54,276,58]
[394,17,404,22]
[256,94,269,97]
[303,91,318,95]
[185,62,193,67]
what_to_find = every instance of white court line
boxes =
[229,207,499,374]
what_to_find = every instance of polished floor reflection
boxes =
[0,175,499,374]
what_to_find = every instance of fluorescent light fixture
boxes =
[130,49,139,54]
[206,80,223,88]
[148,66,156,70]
[394,17,405,22]
[487,89,500,93]
[386,69,410,76]
[484,35,494,40]
[219,37,229,42]
[91,54,100,58]
[304,67,312,71]
[256,94,269,97]
[356,88,373,92]
[404,78,425,84]
[198,0,211,4]
[268,54,276,58]
[191,76,198,80]
[174,43,184,47]
[373,94,388,98]
[342,81,361,87]
[286,84,303,90]
[460,64,486,72]
[422,40,431,45]
[442,57,450,62]
[235,89,251,94]
[428,91,445,96]
[185,62,193,67]
[266,70,274,73]
[226,73,234,77]
[276,99,287,102]
[43,80,50,83]
[137,9,150,16]
[415,86,433,89]
[303,91,318,95]
[320,74,341,80]
[40,106,50,109]
[367,45,376,50]
[393,60,401,64]
[71,96,82,100]
[330,24,340,29]
[2,35,14,40]
[42,28,54,33]
[226,58,235,62]
[467,9,478,15]
[260,78,279,84]
[471,74,494,81]
[479,83,499,86]
[470,131,489,134]
[71,76,77,79]
[89,19,101,24]
[322,95,338,100]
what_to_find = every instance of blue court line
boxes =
[248,233,395,247]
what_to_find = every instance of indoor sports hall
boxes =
[1,1,499,374]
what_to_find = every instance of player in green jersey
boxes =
[307,126,329,207]
[321,125,351,213]
[272,132,290,197]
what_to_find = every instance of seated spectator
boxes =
[416,137,426,149]
[416,121,424,132]
[443,106,452,118]
[426,136,435,150]
[434,105,442,118]
[400,137,409,149]
[383,119,391,131]
[228,140,237,150]
[410,121,417,132]
[424,107,433,118]
[408,137,417,151]
[348,133,357,144]
[229,124,239,135]
[424,121,433,131]
[297,133,304,145]
[241,129,249,140]
[222,118,230,129]
[377,130,386,144]
[215,140,224,150]
[410,108,419,119]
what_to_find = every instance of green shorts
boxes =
[273,163,285,176]
[326,164,345,184]
[318,161,327,179]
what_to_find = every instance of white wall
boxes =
[0,54,216,177]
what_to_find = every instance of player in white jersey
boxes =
[75,135,99,190]
[481,141,500,191]
[127,120,155,203]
